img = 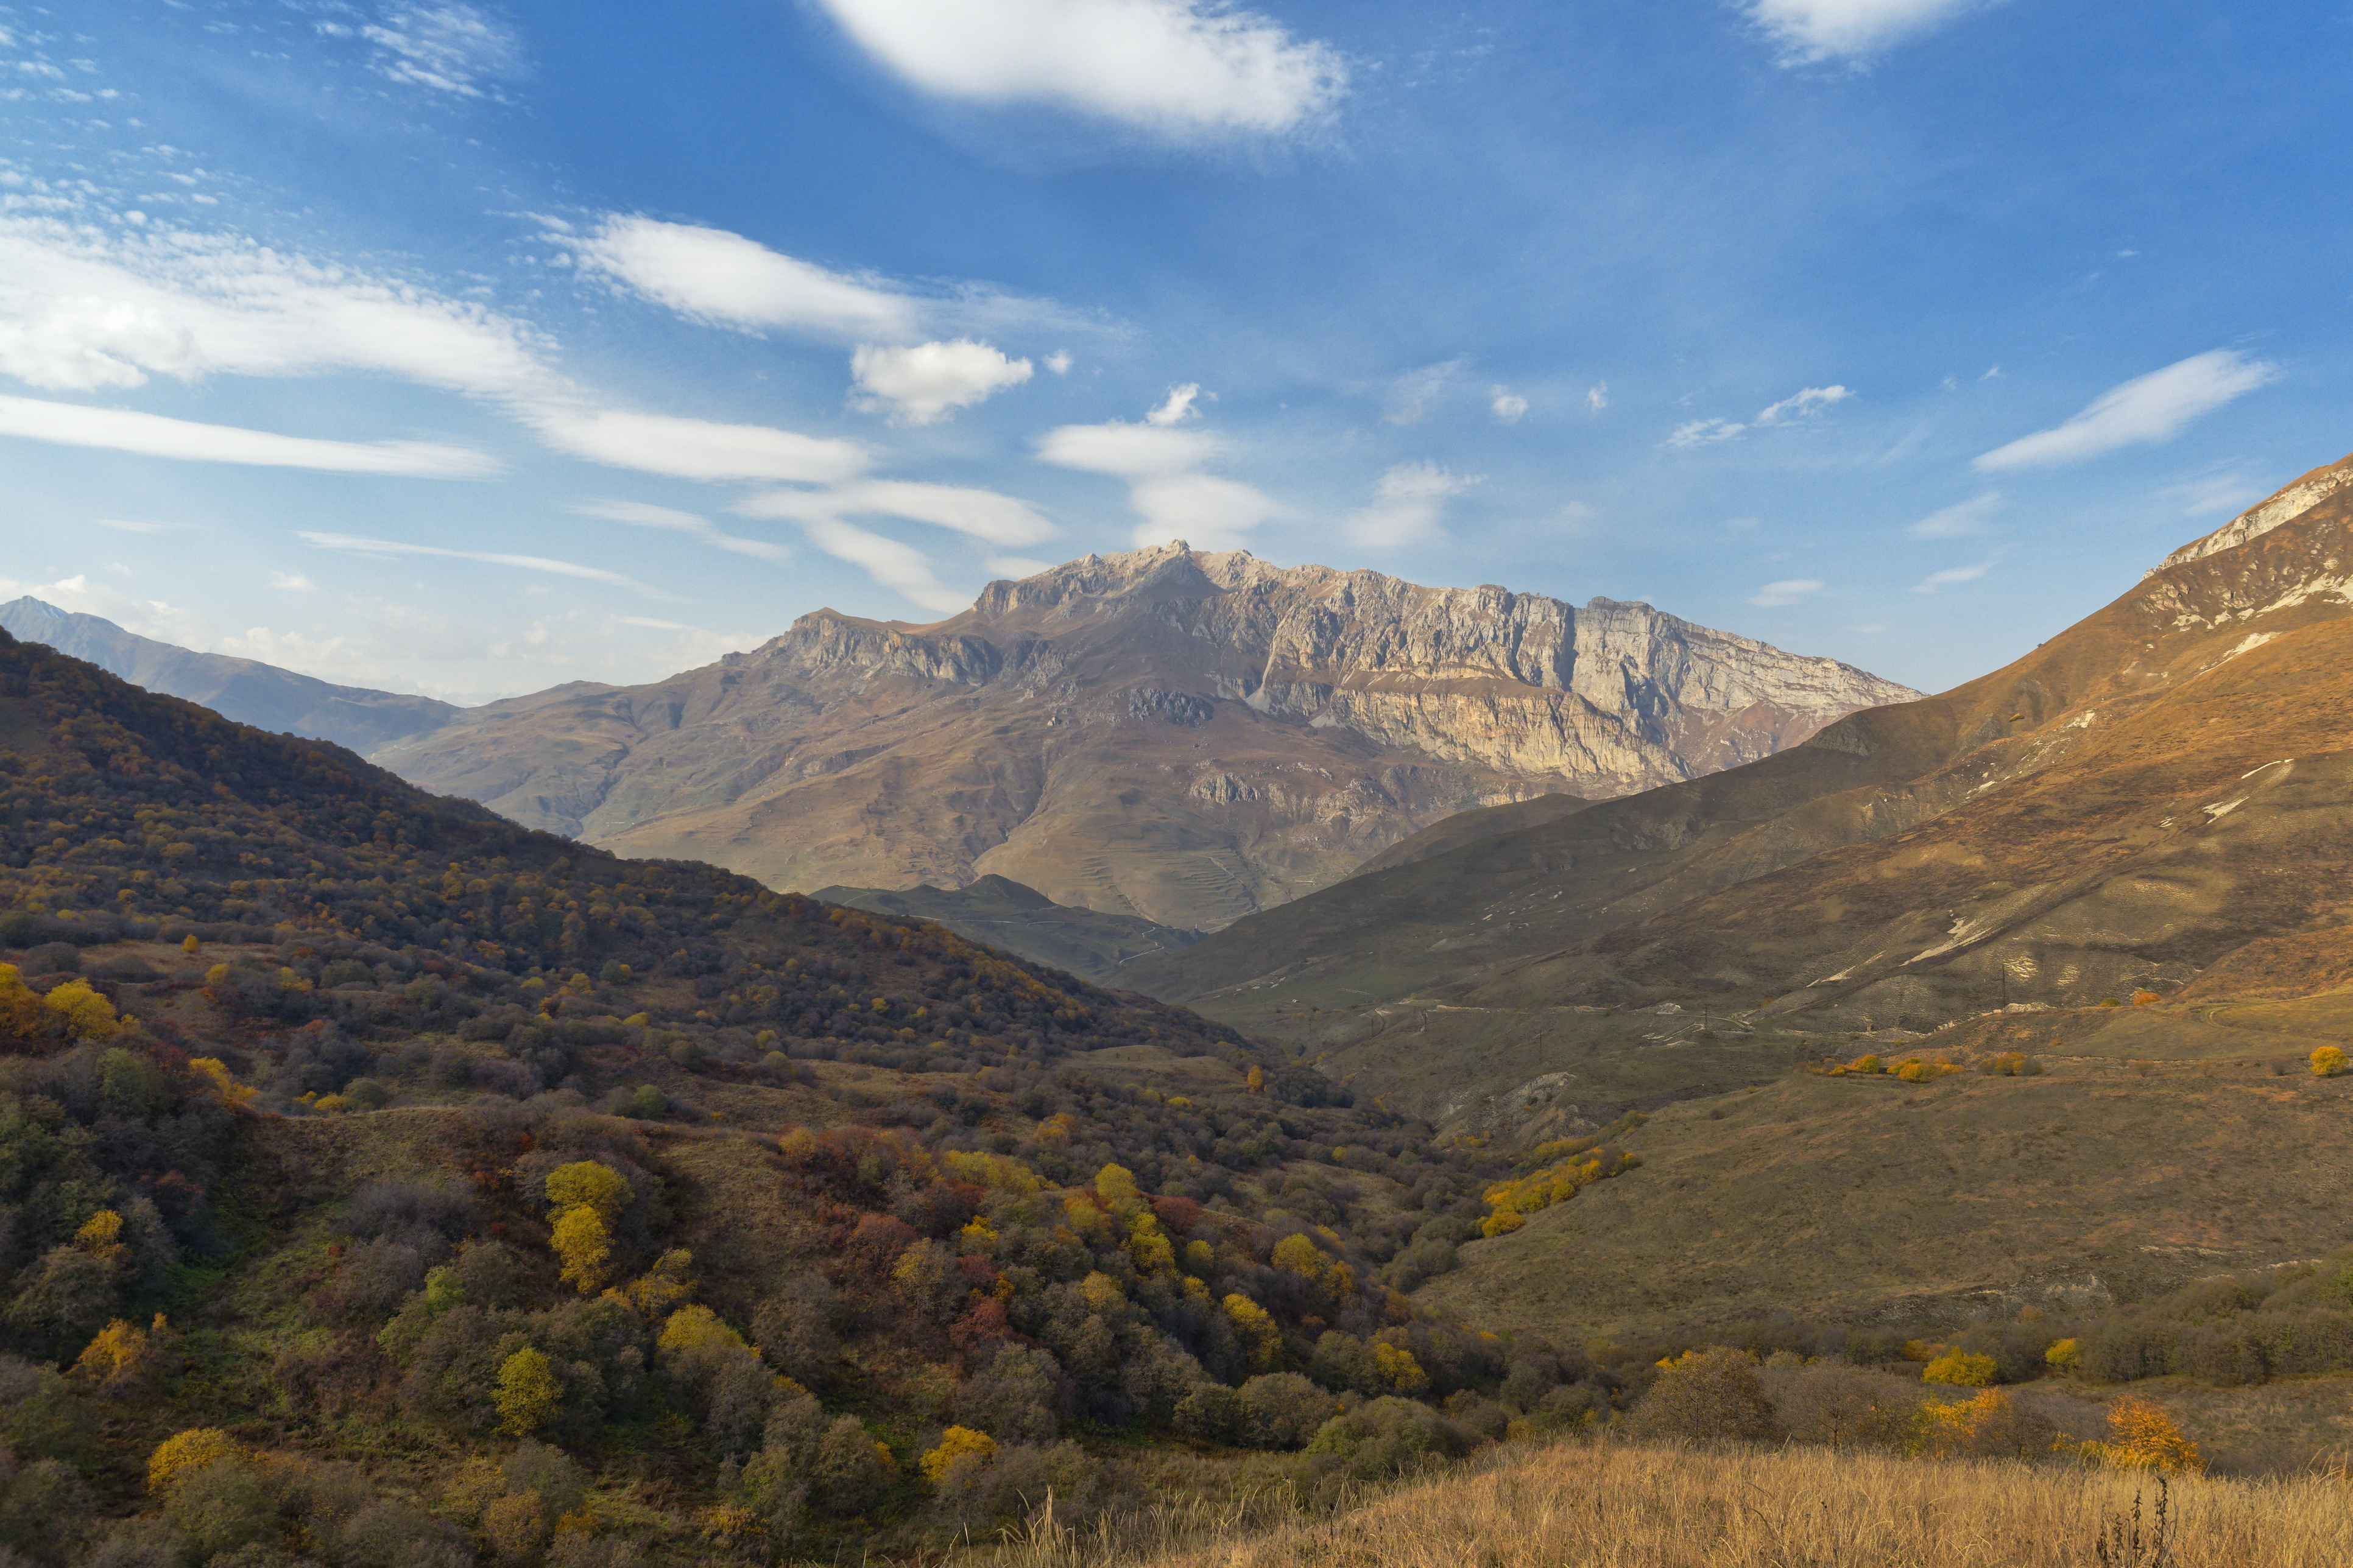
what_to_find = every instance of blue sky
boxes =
[4,0,2348,703]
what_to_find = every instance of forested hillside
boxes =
[0,630,1610,1566]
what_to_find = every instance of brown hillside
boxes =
[1131,452,2353,1042]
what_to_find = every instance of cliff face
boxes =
[377,544,1915,930]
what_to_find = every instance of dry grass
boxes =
[970,1440,2353,1568]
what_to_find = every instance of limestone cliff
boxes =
[377,544,1914,930]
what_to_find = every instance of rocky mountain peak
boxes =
[381,544,1916,930]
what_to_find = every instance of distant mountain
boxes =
[1126,451,2353,1115]
[813,874,1201,985]
[0,596,460,754]
[378,544,1916,932]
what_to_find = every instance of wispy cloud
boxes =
[738,480,1056,548]
[297,530,667,596]
[1911,560,1993,592]
[1755,384,1852,424]
[1586,382,1609,413]
[850,339,1032,424]
[1489,386,1527,424]
[572,499,792,563]
[1745,0,1989,64]
[1746,578,1823,607]
[524,407,868,484]
[1382,357,1468,427]
[1346,461,1481,549]
[1667,417,1748,448]
[2159,468,2265,518]
[0,394,498,476]
[1975,350,2281,471]
[1037,401,1277,549]
[1906,491,2002,538]
[1667,383,1854,448]
[573,216,919,342]
[792,516,968,614]
[811,0,1346,139]
[361,4,526,97]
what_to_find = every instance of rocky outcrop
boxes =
[379,544,1914,930]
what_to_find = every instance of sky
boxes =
[4,0,2351,705]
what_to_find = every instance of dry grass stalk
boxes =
[973,1440,2353,1568]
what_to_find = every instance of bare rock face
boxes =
[377,544,1914,930]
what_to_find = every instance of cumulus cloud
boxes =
[1905,491,2002,538]
[1746,578,1823,607]
[1587,382,1609,412]
[1755,384,1852,424]
[1146,382,1204,426]
[811,0,1346,138]
[1911,561,1992,592]
[1039,403,1277,549]
[850,338,1032,424]
[361,4,526,96]
[298,530,666,596]
[572,499,793,563]
[1489,386,1527,424]
[0,393,498,476]
[1745,0,1988,63]
[573,215,919,341]
[1345,462,1481,549]
[1974,350,2281,472]
[1043,351,1073,375]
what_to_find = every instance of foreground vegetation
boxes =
[981,1438,2353,1568]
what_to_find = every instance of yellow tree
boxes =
[2313,1046,2348,1078]
[496,1347,563,1436]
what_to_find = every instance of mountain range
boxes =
[0,596,458,753]
[373,544,1915,933]
[1131,452,2353,1063]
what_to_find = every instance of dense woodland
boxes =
[3,629,2350,1568]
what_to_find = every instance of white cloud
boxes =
[1489,386,1527,424]
[1587,382,1609,412]
[1755,384,1853,424]
[1126,473,1285,550]
[795,516,969,614]
[986,554,1053,578]
[0,216,547,395]
[297,530,666,596]
[1043,352,1073,376]
[1146,382,1204,426]
[811,0,1346,138]
[1667,417,1746,448]
[572,499,793,564]
[1911,561,1992,592]
[739,479,1056,547]
[573,216,919,341]
[1905,491,2002,538]
[1974,351,2281,472]
[1746,578,1823,607]
[1346,461,1481,549]
[522,406,869,483]
[1036,420,1218,477]
[850,339,1032,424]
[0,393,499,476]
[1745,0,1987,63]
[267,572,319,591]
[1037,412,1274,548]
[362,4,525,96]
[1668,383,1855,448]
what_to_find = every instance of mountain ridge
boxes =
[0,596,460,754]
[378,543,1916,931]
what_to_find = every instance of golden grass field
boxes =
[972,1440,2353,1568]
